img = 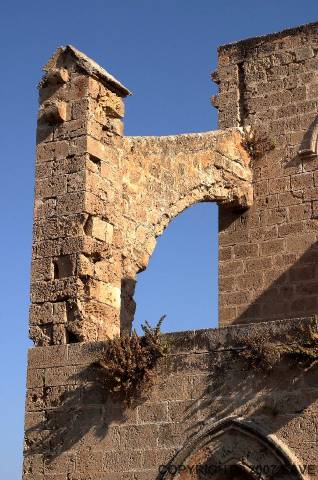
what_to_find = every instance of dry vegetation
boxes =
[242,127,276,160]
[237,324,318,371]
[96,316,167,406]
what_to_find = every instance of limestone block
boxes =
[75,299,120,340]
[83,192,105,216]
[77,253,94,277]
[30,278,80,303]
[41,101,69,124]
[94,255,122,283]
[86,136,109,162]
[31,258,53,282]
[57,192,85,216]
[36,140,70,162]
[99,85,125,118]
[35,175,67,198]
[87,216,114,243]
[29,303,53,325]
[88,279,121,309]
[54,118,87,140]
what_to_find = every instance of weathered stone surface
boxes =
[23,317,318,479]
[23,22,318,480]
[30,43,253,344]
[216,21,318,326]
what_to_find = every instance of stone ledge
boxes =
[218,20,318,52]
[27,316,317,368]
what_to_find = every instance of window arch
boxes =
[133,202,219,333]
[160,418,305,480]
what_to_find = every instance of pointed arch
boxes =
[160,417,307,480]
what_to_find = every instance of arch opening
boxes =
[133,202,219,334]
[162,419,305,480]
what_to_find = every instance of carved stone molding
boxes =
[161,417,306,480]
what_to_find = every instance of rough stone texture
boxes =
[30,45,252,345]
[215,21,318,326]
[24,22,318,480]
[23,317,318,479]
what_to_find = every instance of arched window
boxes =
[133,202,219,333]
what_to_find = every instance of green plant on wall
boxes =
[96,316,167,406]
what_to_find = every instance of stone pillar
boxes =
[30,45,131,344]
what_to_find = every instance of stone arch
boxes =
[133,201,219,332]
[160,417,306,480]
[154,184,226,239]
[120,129,252,332]
[31,45,254,343]
[122,128,251,272]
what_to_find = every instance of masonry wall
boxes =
[30,45,252,345]
[24,23,318,480]
[215,22,318,326]
[24,317,318,479]
[30,45,128,345]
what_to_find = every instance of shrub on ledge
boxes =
[96,316,167,406]
[237,323,318,371]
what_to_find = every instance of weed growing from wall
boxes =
[96,316,167,406]
[237,323,318,371]
[242,127,276,161]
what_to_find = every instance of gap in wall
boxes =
[133,202,219,334]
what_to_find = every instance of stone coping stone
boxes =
[218,20,318,51]
[28,316,317,369]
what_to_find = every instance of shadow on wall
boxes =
[179,349,318,479]
[131,203,219,334]
[232,241,318,325]
[153,318,318,479]
[24,365,128,468]
[218,136,318,326]
[24,321,318,475]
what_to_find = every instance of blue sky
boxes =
[1,0,318,477]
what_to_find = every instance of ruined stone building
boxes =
[24,21,318,479]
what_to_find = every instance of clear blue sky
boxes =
[0,1,317,477]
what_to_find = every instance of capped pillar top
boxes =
[41,44,132,97]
